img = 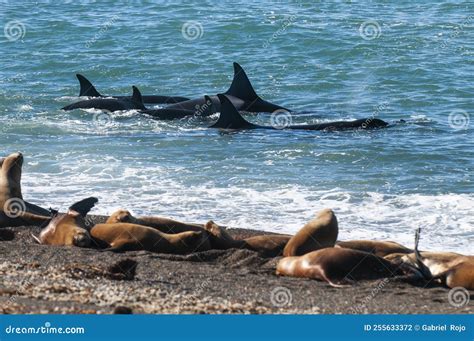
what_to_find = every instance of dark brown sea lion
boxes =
[204,221,291,256]
[385,229,474,290]
[283,208,338,257]
[276,247,416,287]
[0,152,50,227]
[32,197,98,247]
[106,209,203,233]
[336,240,412,257]
[90,222,210,254]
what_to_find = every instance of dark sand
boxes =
[0,216,472,314]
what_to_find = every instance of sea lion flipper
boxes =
[413,228,432,279]
[69,197,98,217]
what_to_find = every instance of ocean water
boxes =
[0,1,472,253]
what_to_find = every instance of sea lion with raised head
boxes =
[32,197,98,247]
[276,247,418,287]
[106,209,204,233]
[0,152,50,227]
[336,240,412,257]
[385,229,474,289]
[90,222,210,254]
[204,221,291,257]
[283,208,338,257]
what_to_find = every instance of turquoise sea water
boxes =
[1,1,472,252]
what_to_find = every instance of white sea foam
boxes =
[21,162,473,254]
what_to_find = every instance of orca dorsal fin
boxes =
[225,62,258,100]
[131,86,146,109]
[76,74,102,97]
[210,94,255,129]
[68,197,98,217]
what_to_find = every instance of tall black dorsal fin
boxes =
[225,62,258,100]
[69,197,98,217]
[76,74,102,97]
[210,94,255,129]
[132,86,146,110]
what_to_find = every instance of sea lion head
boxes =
[32,197,98,247]
[106,209,133,224]
[0,152,24,196]
[33,210,91,247]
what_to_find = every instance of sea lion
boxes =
[0,152,50,227]
[385,229,474,289]
[90,222,210,254]
[276,247,417,287]
[106,209,204,233]
[32,197,98,247]
[283,208,338,257]
[336,240,412,257]
[204,221,291,256]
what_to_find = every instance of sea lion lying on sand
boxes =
[336,240,412,257]
[32,197,98,246]
[106,209,203,233]
[0,152,50,227]
[204,221,291,257]
[90,222,210,254]
[385,229,474,290]
[276,247,420,287]
[283,209,338,257]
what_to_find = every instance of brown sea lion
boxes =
[106,209,203,233]
[283,208,338,257]
[32,197,98,247]
[276,247,416,287]
[385,229,474,290]
[204,221,291,256]
[0,152,50,227]
[336,240,412,257]
[90,222,210,254]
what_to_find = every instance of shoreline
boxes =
[0,216,472,314]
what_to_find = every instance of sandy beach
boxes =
[0,216,471,315]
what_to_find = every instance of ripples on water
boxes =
[0,2,472,252]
